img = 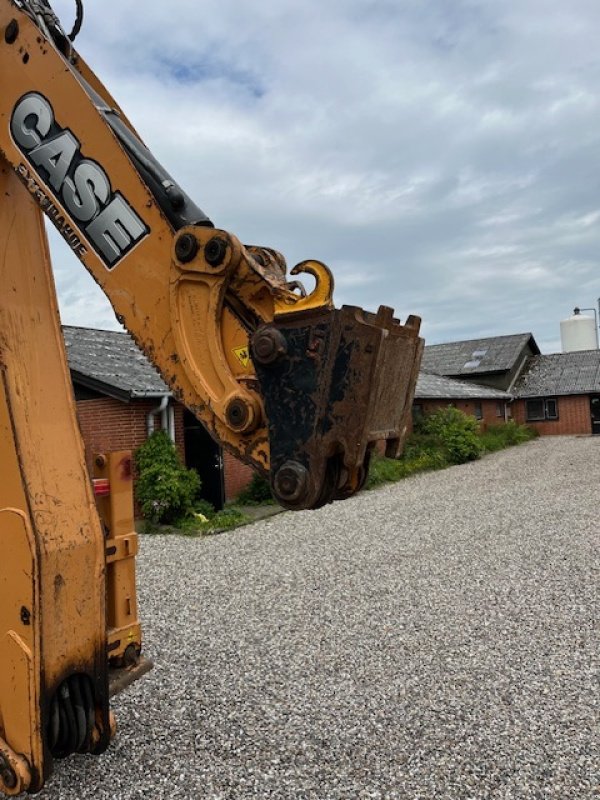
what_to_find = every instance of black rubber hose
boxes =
[57,682,78,757]
[69,676,87,752]
[55,701,68,756]
[48,695,60,752]
[81,675,96,747]
[68,0,83,41]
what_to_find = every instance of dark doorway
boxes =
[590,395,600,435]
[183,410,225,509]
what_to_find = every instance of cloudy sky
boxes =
[48,0,600,352]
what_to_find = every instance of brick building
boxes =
[65,326,252,508]
[66,326,600,515]
[511,350,600,435]
[414,372,510,427]
[421,333,600,436]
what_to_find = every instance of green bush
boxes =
[420,406,483,464]
[235,471,274,505]
[366,448,448,489]
[366,455,406,488]
[480,420,538,452]
[135,431,200,524]
[193,498,216,518]
[364,410,537,492]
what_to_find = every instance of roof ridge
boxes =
[425,332,533,347]
[63,324,127,334]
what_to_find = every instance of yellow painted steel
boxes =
[273,260,335,316]
[93,453,141,666]
[0,6,335,790]
[0,3,311,479]
[0,165,110,792]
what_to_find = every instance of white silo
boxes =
[560,308,598,352]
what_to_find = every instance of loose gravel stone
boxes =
[37,436,599,799]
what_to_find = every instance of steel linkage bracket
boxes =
[251,304,423,509]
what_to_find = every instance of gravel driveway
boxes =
[39,436,599,799]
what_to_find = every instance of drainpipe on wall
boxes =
[168,403,176,443]
[146,395,173,441]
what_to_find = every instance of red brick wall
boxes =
[417,399,506,428]
[75,397,186,470]
[76,395,254,503]
[223,450,255,502]
[173,404,185,459]
[512,395,592,435]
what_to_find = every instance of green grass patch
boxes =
[479,421,539,452]
[141,500,250,536]
[366,410,537,491]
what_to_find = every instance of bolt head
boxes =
[175,233,199,263]
[204,237,228,267]
[166,186,185,210]
[252,328,287,365]
[0,765,16,790]
[226,398,251,431]
[273,461,309,504]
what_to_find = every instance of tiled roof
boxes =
[513,350,600,398]
[62,326,517,404]
[416,371,510,401]
[422,333,539,376]
[63,326,169,400]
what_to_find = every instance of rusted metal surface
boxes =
[108,656,154,699]
[252,305,423,509]
[0,736,31,796]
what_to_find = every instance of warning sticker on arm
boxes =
[233,346,251,368]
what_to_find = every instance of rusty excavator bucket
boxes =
[252,302,423,509]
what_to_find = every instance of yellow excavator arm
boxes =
[0,1,423,793]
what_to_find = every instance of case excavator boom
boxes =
[0,1,423,793]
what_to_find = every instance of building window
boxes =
[474,402,482,420]
[496,402,504,418]
[545,398,558,419]
[412,404,423,420]
[526,397,559,421]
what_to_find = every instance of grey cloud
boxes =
[47,0,600,352]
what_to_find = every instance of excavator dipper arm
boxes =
[0,1,423,793]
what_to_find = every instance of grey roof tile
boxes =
[63,326,513,405]
[513,351,600,397]
[415,371,510,401]
[422,333,539,376]
[63,326,169,399]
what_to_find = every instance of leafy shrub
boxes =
[420,406,483,464]
[193,498,216,518]
[235,471,274,505]
[135,431,200,524]
[366,448,448,489]
[480,421,538,452]
[366,455,405,487]
[364,410,537,492]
